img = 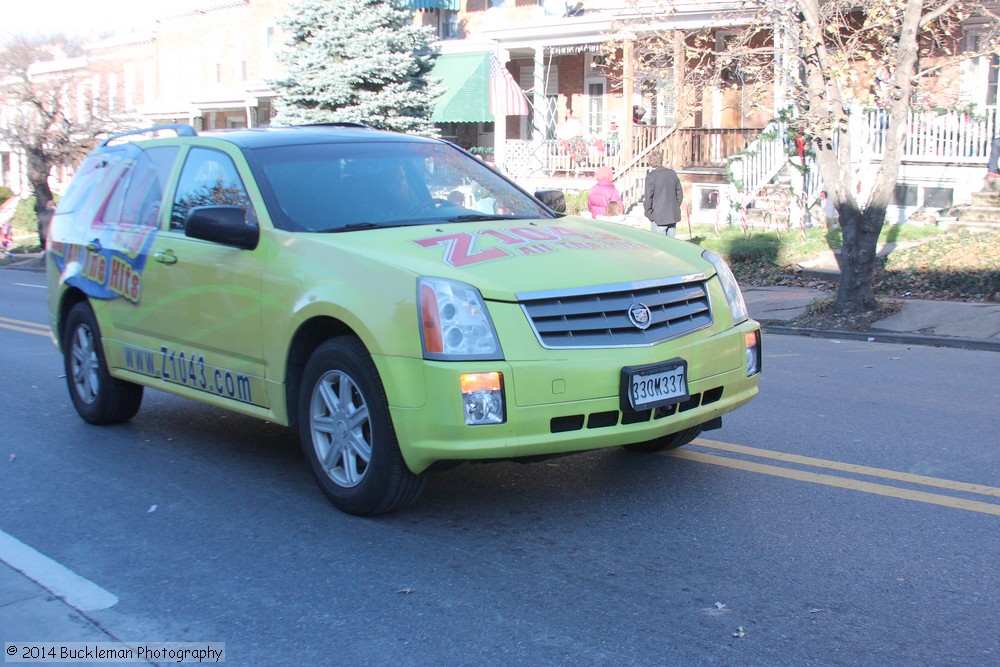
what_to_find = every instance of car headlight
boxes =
[418,277,503,360]
[702,249,749,324]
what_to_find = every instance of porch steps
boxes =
[947,180,1000,233]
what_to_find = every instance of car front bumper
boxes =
[378,320,761,473]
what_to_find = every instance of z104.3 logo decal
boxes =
[413,226,644,267]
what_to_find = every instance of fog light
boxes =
[745,330,762,376]
[460,372,505,425]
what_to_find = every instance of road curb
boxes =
[761,324,1000,352]
[0,256,46,272]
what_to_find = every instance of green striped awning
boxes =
[429,52,492,124]
[409,0,461,10]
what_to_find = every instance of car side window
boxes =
[171,147,253,231]
[94,167,132,228]
[120,146,179,230]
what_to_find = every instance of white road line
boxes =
[0,529,118,611]
[14,283,46,289]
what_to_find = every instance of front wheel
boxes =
[623,426,702,453]
[63,302,143,425]
[298,337,425,516]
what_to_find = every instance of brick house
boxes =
[2,0,997,222]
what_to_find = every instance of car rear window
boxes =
[56,148,131,215]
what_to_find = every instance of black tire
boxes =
[624,426,702,453]
[63,302,143,425]
[298,337,425,516]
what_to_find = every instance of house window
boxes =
[893,184,918,207]
[266,27,274,49]
[699,187,720,210]
[438,122,460,143]
[441,10,459,39]
[923,187,953,209]
[124,63,135,110]
[106,73,117,113]
[586,82,604,135]
[989,54,998,106]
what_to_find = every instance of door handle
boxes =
[154,251,178,265]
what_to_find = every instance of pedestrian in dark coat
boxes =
[986,135,1000,179]
[643,151,683,236]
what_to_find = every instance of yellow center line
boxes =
[693,438,1000,498]
[670,450,1000,517]
[0,320,50,336]
[0,316,49,328]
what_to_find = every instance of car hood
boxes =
[312,216,714,301]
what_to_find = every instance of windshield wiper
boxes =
[443,214,517,223]
[316,222,379,233]
[318,222,411,233]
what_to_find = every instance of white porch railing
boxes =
[854,105,998,164]
[727,121,788,200]
[503,125,674,181]
[727,105,997,231]
[504,138,622,179]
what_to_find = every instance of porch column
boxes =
[533,45,545,142]
[773,21,784,113]
[673,30,685,122]
[494,48,510,173]
[246,99,258,128]
[622,39,634,162]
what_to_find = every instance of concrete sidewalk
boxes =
[0,561,119,648]
[744,285,1000,351]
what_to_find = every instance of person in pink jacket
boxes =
[587,166,623,217]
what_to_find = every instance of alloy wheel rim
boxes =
[70,324,100,405]
[310,370,372,488]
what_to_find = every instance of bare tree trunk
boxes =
[835,208,882,312]
[26,147,53,248]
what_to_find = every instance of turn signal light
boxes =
[745,330,762,376]
[420,283,443,354]
[460,372,505,425]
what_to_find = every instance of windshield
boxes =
[248,140,554,232]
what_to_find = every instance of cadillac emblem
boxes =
[627,302,652,330]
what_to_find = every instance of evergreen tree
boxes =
[273,0,440,135]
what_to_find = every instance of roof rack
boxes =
[293,122,371,129]
[100,124,198,147]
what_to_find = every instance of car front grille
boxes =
[518,277,713,349]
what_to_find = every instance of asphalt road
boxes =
[2,267,999,666]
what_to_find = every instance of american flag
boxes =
[489,55,529,117]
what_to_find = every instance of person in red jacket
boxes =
[0,220,12,258]
[587,166,623,217]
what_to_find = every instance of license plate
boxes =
[620,359,689,411]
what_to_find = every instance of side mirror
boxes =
[185,206,259,250]
[534,189,566,214]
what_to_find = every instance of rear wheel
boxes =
[623,426,702,453]
[63,302,143,424]
[299,337,424,516]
